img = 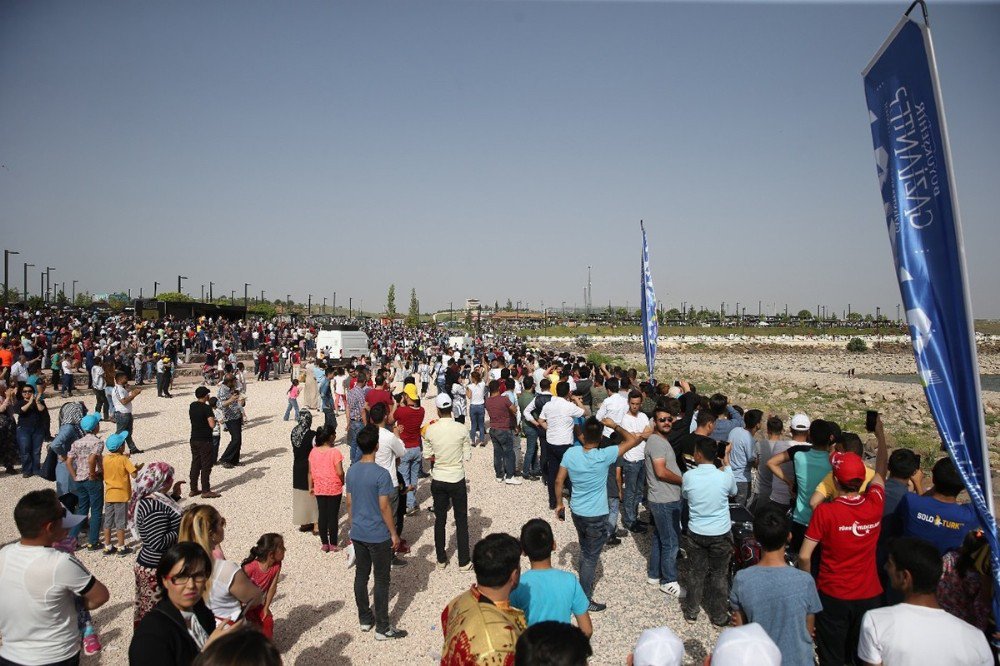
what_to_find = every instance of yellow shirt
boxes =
[103,452,137,503]
[815,466,876,501]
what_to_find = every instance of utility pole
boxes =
[154,281,159,298]
[897,304,901,322]
[139,287,143,300]
[209,281,214,302]
[322,297,327,315]
[758,300,761,318]
[349,297,352,319]
[244,283,250,307]
[3,250,19,306]
[200,285,205,301]
[45,267,55,303]
[23,262,33,302]
[587,265,592,315]
[72,280,78,303]
[178,275,187,294]
[333,292,336,314]
[261,290,265,304]
[230,290,235,305]
[308,295,312,316]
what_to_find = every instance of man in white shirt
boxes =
[370,402,409,559]
[858,536,991,666]
[537,382,585,510]
[0,490,110,666]
[595,378,628,438]
[620,390,651,533]
[9,355,29,383]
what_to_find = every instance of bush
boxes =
[847,337,868,353]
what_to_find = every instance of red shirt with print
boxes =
[804,483,885,600]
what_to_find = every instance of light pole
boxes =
[307,295,312,316]
[244,283,250,307]
[3,250,19,306]
[23,263,33,302]
[45,267,55,303]
[153,281,159,298]
[72,280,78,303]
[333,292,336,314]
[322,297,327,315]
[200,285,205,301]
[231,290,235,305]
[261,290,265,304]
[209,281,214,302]
[178,275,187,295]
[349,297,352,319]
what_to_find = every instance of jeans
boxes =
[399,447,423,510]
[56,460,78,499]
[521,423,540,476]
[75,479,104,546]
[607,497,620,539]
[468,404,486,444]
[16,426,44,476]
[61,373,74,396]
[489,429,516,479]
[348,420,364,464]
[621,459,645,528]
[316,494,343,546]
[545,445,570,509]
[93,389,109,419]
[571,513,608,601]
[104,387,116,419]
[115,413,138,453]
[189,439,214,492]
[680,531,733,624]
[353,538,393,634]
[212,435,221,463]
[648,500,683,583]
[733,481,751,507]
[219,418,243,465]
[815,591,881,666]
[431,479,470,566]
[284,398,299,421]
[323,408,336,432]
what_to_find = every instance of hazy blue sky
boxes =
[2,1,998,316]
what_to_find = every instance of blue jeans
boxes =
[16,426,44,476]
[399,447,423,510]
[489,429,516,479]
[284,398,300,421]
[469,404,486,444]
[348,420,364,464]
[75,479,104,546]
[648,500,683,583]
[571,512,608,601]
[521,423,540,477]
[607,497,620,539]
[115,413,138,452]
[56,460,78,500]
[621,459,646,527]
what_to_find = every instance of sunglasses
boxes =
[655,417,674,423]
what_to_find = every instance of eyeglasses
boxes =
[168,573,208,586]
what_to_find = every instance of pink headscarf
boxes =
[127,462,180,535]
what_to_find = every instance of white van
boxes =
[448,335,472,350]
[315,327,370,361]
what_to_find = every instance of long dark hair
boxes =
[192,627,282,666]
[156,542,213,591]
[241,533,283,568]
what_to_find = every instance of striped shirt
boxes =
[135,498,181,569]
[347,385,369,422]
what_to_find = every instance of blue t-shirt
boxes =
[509,568,589,625]
[896,493,982,555]
[561,446,618,517]
[681,464,737,537]
[730,566,822,666]
[346,462,394,544]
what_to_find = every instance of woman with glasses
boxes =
[14,383,47,478]
[129,542,235,665]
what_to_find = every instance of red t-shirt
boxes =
[393,405,425,448]
[484,394,513,430]
[365,389,392,410]
[804,483,885,600]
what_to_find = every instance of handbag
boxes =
[40,447,58,482]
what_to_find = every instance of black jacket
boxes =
[129,597,216,666]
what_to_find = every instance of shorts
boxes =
[103,502,128,531]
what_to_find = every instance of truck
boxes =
[315,325,370,363]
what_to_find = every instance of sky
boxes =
[2,0,999,317]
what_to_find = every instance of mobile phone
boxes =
[865,410,879,432]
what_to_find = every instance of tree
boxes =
[386,284,396,317]
[74,292,93,307]
[406,288,420,327]
[55,290,68,306]
[665,308,681,320]
[494,300,499,312]
[846,312,863,322]
[155,291,195,303]
[506,298,513,310]
[464,309,473,330]
[796,309,813,320]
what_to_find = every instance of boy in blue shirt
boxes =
[510,519,592,638]
[895,456,981,555]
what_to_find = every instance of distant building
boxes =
[465,298,480,311]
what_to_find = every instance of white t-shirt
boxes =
[333,375,347,395]
[111,384,132,414]
[468,382,486,406]
[596,392,629,438]
[208,559,242,621]
[376,428,406,479]
[488,368,502,382]
[620,411,651,462]
[539,397,585,446]
[858,604,992,666]
[0,543,95,665]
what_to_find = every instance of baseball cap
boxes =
[80,413,100,433]
[790,413,811,431]
[666,385,682,399]
[710,623,781,666]
[632,626,684,666]
[831,452,867,485]
[403,384,419,401]
[435,393,452,409]
[106,431,128,452]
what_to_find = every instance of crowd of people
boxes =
[0,303,996,665]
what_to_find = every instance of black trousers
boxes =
[1,654,79,666]
[816,591,881,666]
[316,494,342,546]
[545,445,569,509]
[680,531,733,624]
[189,439,214,492]
[431,479,470,566]
[93,389,109,419]
[353,538,392,634]
[219,418,243,465]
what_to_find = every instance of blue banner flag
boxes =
[863,0,999,631]
[640,221,657,379]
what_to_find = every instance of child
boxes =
[509,519,592,637]
[102,430,140,555]
[52,500,102,655]
[308,426,345,552]
[241,533,285,639]
[284,379,300,421]
[210,396,223,462]
[66,413,105,550]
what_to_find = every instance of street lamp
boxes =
[209,281,214,302]
[72,280,78,303]
[23,263,33,302]
[153,281,159,298]
[200,284,205,301]
[261,290,265,304]
[307,294,312,316]
[231,290,235,305]
[178,275,187,294]
[322,297,327,315]
[244,283,250,307]
[3,250,19,306]
[45,267,55,303]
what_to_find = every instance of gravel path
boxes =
[1,376,722,665]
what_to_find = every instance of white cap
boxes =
[710,624,781,666]
[632,626,684,666]
[790,413,811,431]
[435,393,453,409]
[666,386,683,399]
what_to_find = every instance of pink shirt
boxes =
[288,385,300,399]
[308,446,344,496]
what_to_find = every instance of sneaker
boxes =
[329,545,341,553]
[118,546,133,556]
[504,477,523,485]
[496,477,504,483]
[201,491,222,499]
[189,490,202,497]
[587,601,607,613]
[647,577,660,586]
[394,542,411,555]
[615,528,629,538]
[626,523,648,534]
[436,561,448,570]
[458,562,474,572]
[391,556,407,568]
[360,623,373,632]
[660,582,683,597]
[84,543,100,551]
[375,628,408,641]
[605,536,622,547]
[82,633,101,656]
[684,615,698,625]
[103,546,118,556]
[321,544,331,553]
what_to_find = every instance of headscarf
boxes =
[58,401,86,428]
[291,409,312,449]
[128,462,181,538]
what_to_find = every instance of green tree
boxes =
[248,303,277,319]
[26,295,45,310]
[796,309,813,319]
[465,309,473,330]
[506,298,513,310]
[846,312,863,322]
[665,308,681,320]
[386,284,396,317]
[74,292,93,307]
[406,288,420,327]
[55,290,68,306]
[155,291,195,303]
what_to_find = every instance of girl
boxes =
[283,379,300,421]
[450,375,467,425]
[241,534,285,638]
[308,426,345,552]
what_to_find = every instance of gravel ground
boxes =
[0,375,723,665]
